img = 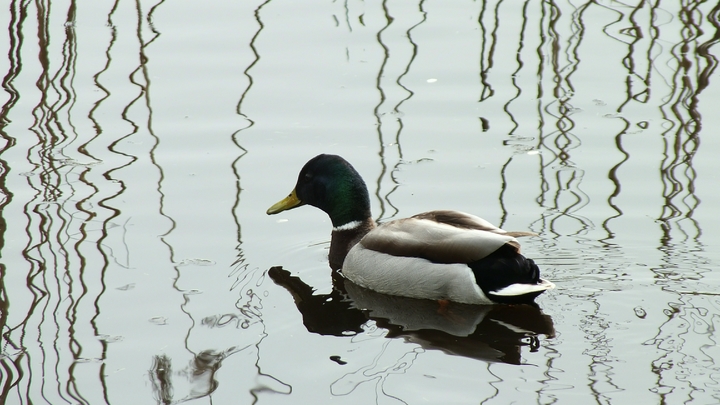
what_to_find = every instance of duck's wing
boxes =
[411,210,537,238]
[360,211,525,264]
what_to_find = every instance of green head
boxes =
[267,154,372,227]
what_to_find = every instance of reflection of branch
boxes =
[235,0,272,125]
[477,0,496,102]
[229,0,266,300]
[371,1,426,222]
[0,0,20,251]
[655,2,716,248]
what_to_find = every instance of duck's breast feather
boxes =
[359,216,519,263]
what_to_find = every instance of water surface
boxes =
[1,0,720,404]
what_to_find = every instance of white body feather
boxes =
[343,244,496,305]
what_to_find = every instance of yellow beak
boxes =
[267,189,303,215]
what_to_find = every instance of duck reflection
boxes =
[268,266,554,365]
[149,349,227,404]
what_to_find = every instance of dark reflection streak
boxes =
[575,3,627,399]
[602,119,630,240]
[55,3,94,404]
[497,159,510,228]
[88,6,122,386]
[372,0,392,222]
[0,0,26,292]
[31,0,63,204]
[31,205,58,405]
[696,3,720,76]
[49,204,74,405]
[25,2,75,403]
[536,2,591,237]
[249,343,293,404]
[393,0,425,114]
[484,365,501,403]
[0,264,20,405]
[131,0,177,266]
[548,171,589,237]
[545,3,576,164]
[377,1,426,221]
[78,7,119,367]
[616,2,651,112]
[545,1,562,99]
[51,2,78,154]
[342,0,351,33]
[533,3,551,215]
[477,0,493,101]
[0,0,25,133]
[498,0,531,228]
[503,0,530,138]
[235,0,272,125]
[85,0,118,143]
[656,1,716,247]
[564,4,587,96]
[230,3,271,333]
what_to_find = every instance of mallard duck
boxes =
[267,154,554,305]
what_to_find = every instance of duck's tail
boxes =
[469,244,554,304]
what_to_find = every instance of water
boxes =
[1,0,720,404]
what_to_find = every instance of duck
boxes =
[266,154,554,305]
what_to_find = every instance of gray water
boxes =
[2,1,720,404]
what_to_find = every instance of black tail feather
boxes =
[468,244,544,304]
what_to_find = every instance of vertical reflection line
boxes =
[0,0,25,134]
[534,1,591,237]
[503,0,530,137]
[91,0,166,398]
[56,2,89,403]
[52,4,98,403]
[696,3,719,84]
[78,17,120,395]
[89,7,121,405]
[606,1,656,238]
[497,0,531,227]
[535,2,557,215]
[372,0,392,222]
[656,1,716,255]
[230,0,270,288]
[374,0,427,220]
[0,263,17,405]
[235,0,272,127]
[477,0,494,101]
[0,0,21,340]
[616,2,651,111]
[231,3,281,401]
[602,118,630,241]
[130,0,175,266]
[393,0,424,114]
[26,1,67,403]
[372,0,424,222]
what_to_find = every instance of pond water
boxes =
[2,0,720,404]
